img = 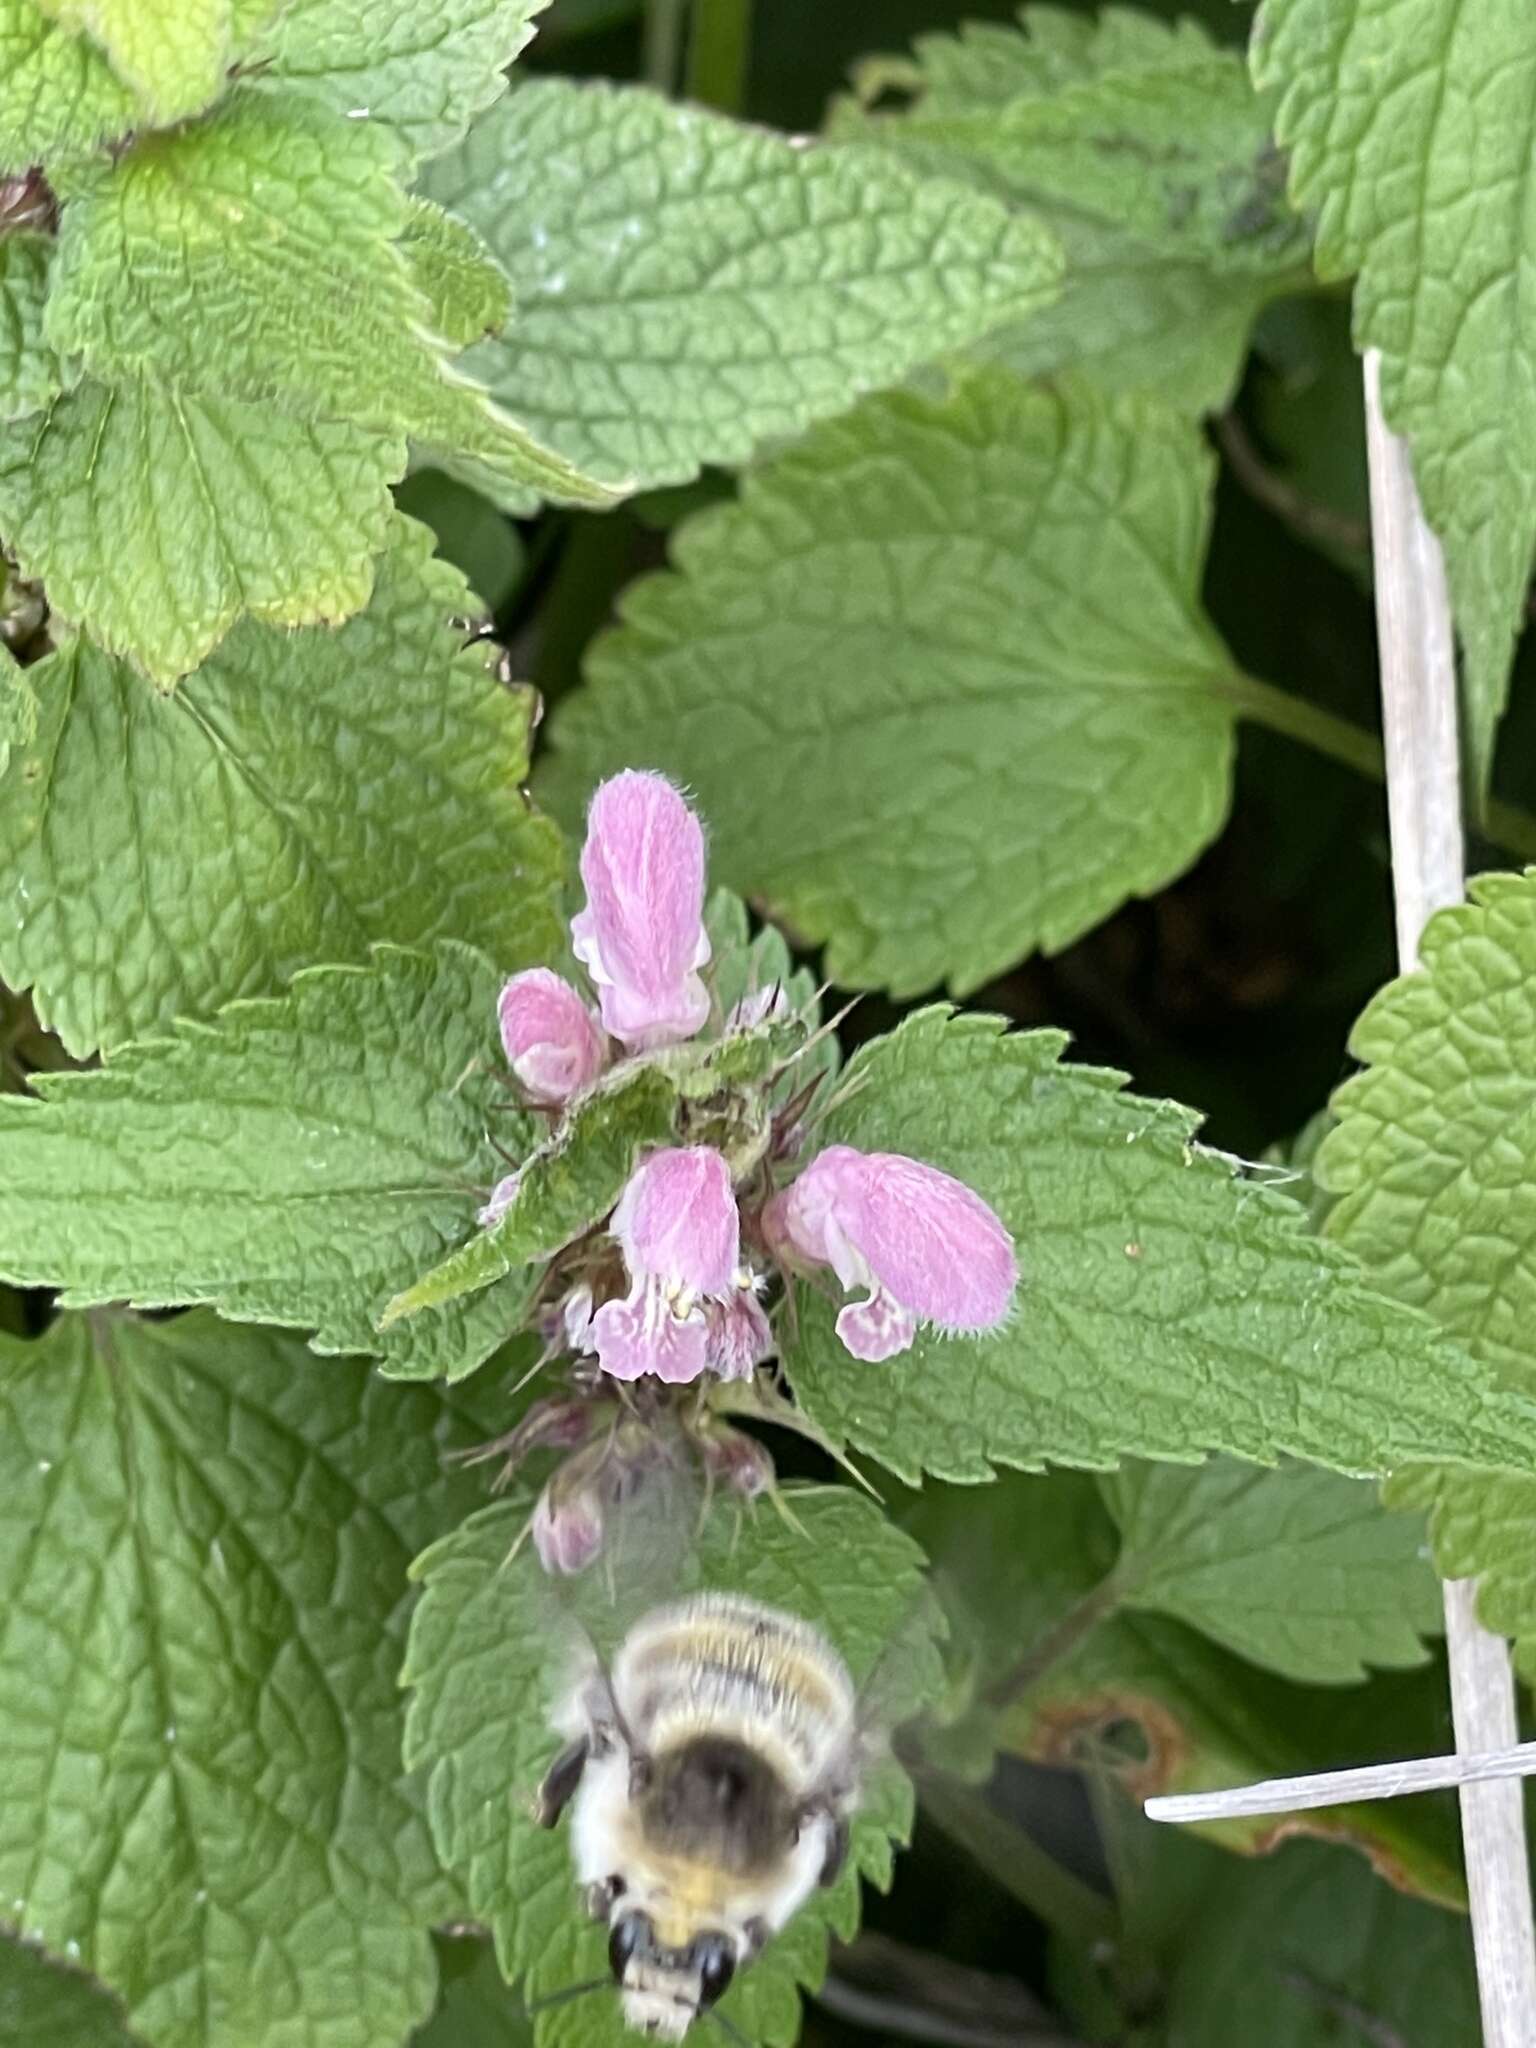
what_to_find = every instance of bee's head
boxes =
[609,1909,737,2040]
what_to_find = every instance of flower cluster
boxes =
[492,769,1016,1397]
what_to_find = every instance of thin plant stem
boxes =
[984,1574,1123,1711]
[1213,409,1371,559]
[643,0,687,93]
[914,1771,1117,1948]
[685,0,752,111]
[1218,671,1536,864]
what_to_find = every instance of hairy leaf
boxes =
[411,1937,532,2048]
[0,516,564,1054]
[0,380,405,680]
[1256,0,1536,789]
[401,197,513,349]
[34,0,231,124]
[0,944,537,1379]
[403,1485,943,2048]
[782,1007,1536,1485]
[44,92,617,508]
[544,372,1245,996]
[830,7,1311,413]
[421,78,1061,496]
[906,1471,1464,1905]
[0,1937,137,2047]
[1153,1835,1476,2045]
[254,0,548,161]
[0,641,36,779]
[383,1064,678,1322]
[0,0,138,163]
[0,231,64,421]
[0,1312,515,2048]
[1102,1459,1440,1683]
[1322,870,1536,1672]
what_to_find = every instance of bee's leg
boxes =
[584,1874,626,1922]
[794,1796,852,1888]
[534,1735,590,1827]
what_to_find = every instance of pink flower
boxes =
[571,771,711,1050]
[498,968,606,1106]
[763,1145,1016,1363]
[703,1285,774,1381]
[592,1147,741,1383]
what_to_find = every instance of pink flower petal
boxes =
[592,1283,710,1384]
[498,969,606,1104]
[842,1152,1017,1332]
[761,1144,868,1276]
[705,1287,774,1381]
[572,771,711,1049]
[611,1146,739,1298]
[836,1291,919,1362]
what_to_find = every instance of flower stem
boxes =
[984,1574,1124,1711]
[643,0,687,93]
[1220,672,1536,864]
[685,0,752,111]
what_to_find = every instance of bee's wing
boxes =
[533,1420,709,1722]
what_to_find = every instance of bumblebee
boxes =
[536,1592,864,2040]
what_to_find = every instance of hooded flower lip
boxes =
[763,1144,1016,1363]
[592,1146,741,1383]
[571,770,711,1051]
[498,968,606,1106]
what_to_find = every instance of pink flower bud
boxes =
[763,1145,1016,1363]
[592,1147,741,1384]
[724,983,790,1034]
[700,1424,775,1500]
[531,1480,604,1575]
[498,968,607,1106]
[570,771,711,1050]
[478,1170,521,1227]
[704,1285,774,1381]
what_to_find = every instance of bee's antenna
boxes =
[524,1975,611,2013]
[708,2009,752,2047]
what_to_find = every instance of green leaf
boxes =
[1255,0,1536,791]
[44,91,618,510]
[781,1006,1536,1486]
[0,232,65,421]
[410,1937,532,2048]
[0,515,565,1055]
[0,1,139,164]
[0,641,36,779]
[400,197,513,350]
[1101,1458,1441,1684]
[829,7,1311,414]
[420,78,1062,496]
[402,1484,944,2048]
[1151,1835,1476,2046]
[0,1312,517,2048]
[0,943,537,1380]
[543,371,1246,997]
[0,1937,137,2048]
[382,1063,678,1323]
[34,0,230,125]
[394,468,525,611]
[906,1470,1464,1906]
[0,380,406,681]
[1321,869,1536,1672]
[253,0,548,162]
